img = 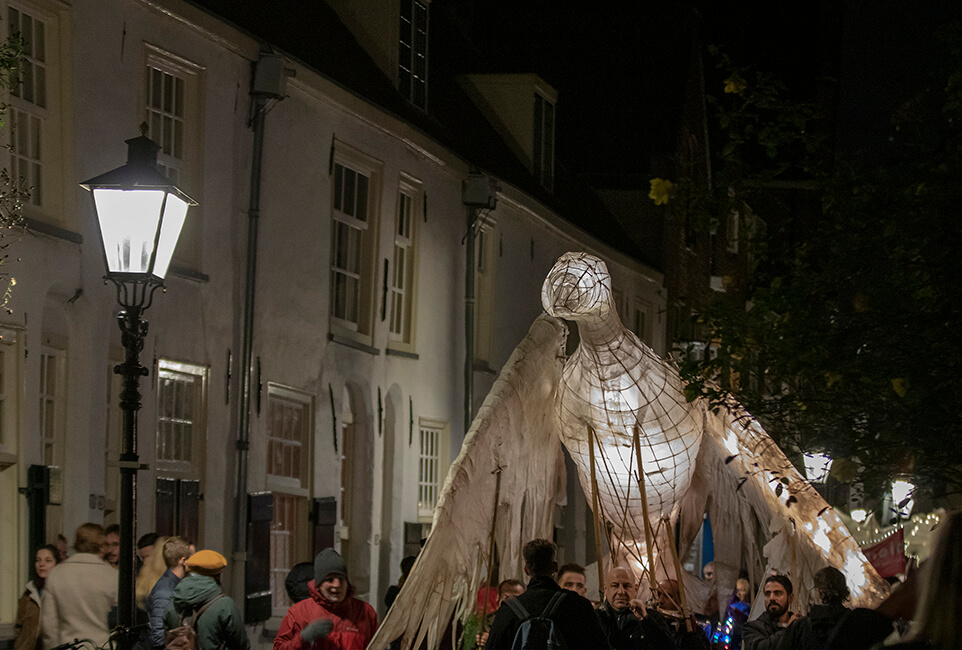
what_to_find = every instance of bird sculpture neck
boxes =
[573,312,631,358]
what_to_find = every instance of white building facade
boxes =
[0,0,665,643]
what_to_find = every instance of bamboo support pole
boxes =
[588,425,606,600]
[662,515,693,633]
[480,467,503,632]
[632,426,658,593]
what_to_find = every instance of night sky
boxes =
[449,0,962,178]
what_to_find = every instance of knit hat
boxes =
[186,550,227,577]
[314,548,348,585]
[285,561,314,603]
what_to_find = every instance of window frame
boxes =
[416,418,449,522]
[154,359,208,479]
[532,90,555,191]
[631,298,653,346]
[387,174,421,351]
[726,209,740,253]
[398,0,428,110]
[265,383,314,497]
[0,327,21,460]
[329,145,383,347]
[6,0,68,228]
[143,44,205,272]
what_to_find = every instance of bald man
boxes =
[595,567,672,650]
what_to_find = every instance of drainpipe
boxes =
[464,205,476,434]
[231,51,289,613]
[461,174,498,434]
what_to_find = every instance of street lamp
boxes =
[81,130,196,648]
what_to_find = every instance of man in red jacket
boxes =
[274,548,377,650]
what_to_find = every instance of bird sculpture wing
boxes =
[368,314,568,650]
[674,398,890,614]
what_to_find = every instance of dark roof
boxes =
[186,0,654,266]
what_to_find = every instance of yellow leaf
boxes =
[724,76,747,94]
[648,178,673,206]
[892,377,909,397]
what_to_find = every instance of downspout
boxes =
[231,51,288,611]
[464,206,476,434]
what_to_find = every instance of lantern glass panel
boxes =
[152,193,189,280]
[93,188,165,275]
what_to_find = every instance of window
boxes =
[156,361,206,472]
[266,385,313,614]
[266,384,314,616]
[39,347,65,467]
[417,420,448,520]
[533,92,555,190]
[726,209,739,253]
[473,220,496,365]
[388,178,420,348]
[146,61,185,185]
[7,2,65,223]
[266,385,312,493]
[144,46,204,270]
[330,148,382,344]
[154,360,206,540]
[39,345,65,540]
[398,0,428,109]
[631,299,653,346]
[0,327,21,456]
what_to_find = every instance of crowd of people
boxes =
[12,509,962,649]
[14,523,249,650]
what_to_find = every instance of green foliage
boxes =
[678,31,962,500]
[0,29,29,311]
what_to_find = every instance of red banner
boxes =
[862,528,906,577]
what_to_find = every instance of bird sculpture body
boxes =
[369,252,889,650]
[543,253,703,533]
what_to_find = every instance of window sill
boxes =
[0,451,16,469]
[386,347,419,360]
[24,217,82,244]
[168,265,210,283]
[328,332,380,356]
[472,361,497,376]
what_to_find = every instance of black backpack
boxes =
[504,591,568,650]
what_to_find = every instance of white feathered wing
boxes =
[368,314,568,650]
[674,398,889,615]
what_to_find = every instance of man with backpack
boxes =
[163,550,249,650]
[484,539,610,650]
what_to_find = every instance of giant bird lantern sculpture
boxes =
[370,252,888,650]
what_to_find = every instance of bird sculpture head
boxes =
[541,252,614,321]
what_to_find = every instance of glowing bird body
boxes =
[544,254,703,531]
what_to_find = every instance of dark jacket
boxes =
[825,608,895,650]
[484,575,611,650]
[743,611,791,650]
[146,569,181,649]
[777,603,848,650]
[163,574,249,650]
[595,602,673,650]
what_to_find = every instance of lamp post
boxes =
[81,130,196,649]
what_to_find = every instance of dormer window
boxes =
[533,91,555,190]
[399,0,428,109]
